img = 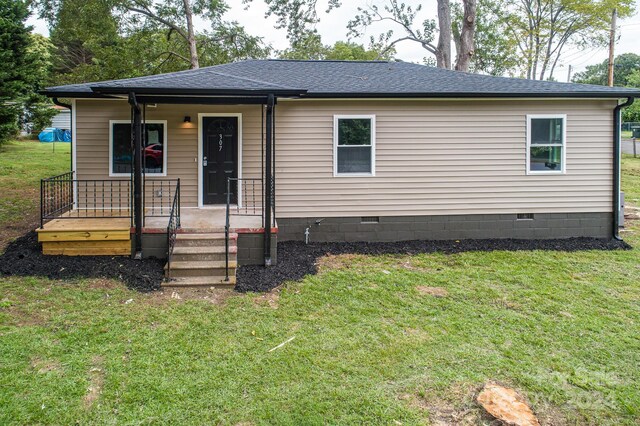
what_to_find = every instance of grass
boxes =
[622,130,632,139]
[0,140,70,246]
[1,142,640,424]
[622,154,640,206]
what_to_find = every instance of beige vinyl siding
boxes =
[74,100,263,207]
[274,99,616,217]
[75,98,616,217]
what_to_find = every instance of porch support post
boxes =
[264,94,275,266]
[128,92,143,258]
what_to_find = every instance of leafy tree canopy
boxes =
[480,0,635,80]
[572,53,640,87]
[0,0,47,142]
[279,32,394,61]
[32,0,270,84]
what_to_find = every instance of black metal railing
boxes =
[41,172,132,227]
[165,179,181,278]
[224,177,272,281]
[143,178,181,222]
[40,171,74,228]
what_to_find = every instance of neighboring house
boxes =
[39,60,640,286]
[50,105,71,131]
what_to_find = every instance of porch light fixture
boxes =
[183,116,191,123]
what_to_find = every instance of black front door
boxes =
[203,116,238,204]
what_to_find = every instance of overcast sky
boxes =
[27,0,640,81]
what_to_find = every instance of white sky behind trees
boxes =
[27,0,640,81]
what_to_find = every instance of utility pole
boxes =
[566,65,572,83]
[608,8,617,87]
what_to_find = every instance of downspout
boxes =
[52,97,72,171]
[264,94,275,266]
[128,92,143,258]
[613,97,634,240]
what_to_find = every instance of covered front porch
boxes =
[37,91,288,274]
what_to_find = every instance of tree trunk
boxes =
[436,0,452,69]
[183,0,199,69]
[454,0,477,72]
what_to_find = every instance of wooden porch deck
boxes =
[37,208,267,256]
[37,212,132,256]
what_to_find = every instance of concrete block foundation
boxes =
[277,213,613,242]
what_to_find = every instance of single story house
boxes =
[39,59,639,286]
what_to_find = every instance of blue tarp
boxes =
[39,128,71,142]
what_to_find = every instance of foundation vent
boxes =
[361,216,380,224]
[516,213,535,220]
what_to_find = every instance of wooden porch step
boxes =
[162,276,236,288]
[42,240,131,256]
[37,221,131,256]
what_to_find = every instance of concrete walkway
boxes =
[622,139,640,155]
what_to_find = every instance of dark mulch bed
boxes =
[0,231,164,292]
[0,232,631,294]
[235,237,631,293]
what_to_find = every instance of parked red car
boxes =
[144,144,163,168]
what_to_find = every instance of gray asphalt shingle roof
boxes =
[44,59,640,98]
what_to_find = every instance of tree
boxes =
[347,0,477,71]
[21,34,58,134]
[116,0,233,70]
[453,0,519,75]
[33,0,270,84]
[621,69,640,123]
[483,0,635,80]
[247,0,476,70]
[571,54,640,123]
[280,32,395,61]
[243,0,341,45]
[572,53,640,86]
[0,0,36,142]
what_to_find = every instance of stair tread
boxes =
[176,233,237,240]
[173,246,237,254]
[162,276,236,287]
[164,260,237,270]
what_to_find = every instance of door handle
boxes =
[203,156,208,167]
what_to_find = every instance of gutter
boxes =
[301,91,640,99]
[613,97,635,240]
[52,98,73,171]
[91,87,307,97]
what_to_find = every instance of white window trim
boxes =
[109,119,168,177]
[526,114,567,175]
[333,114,376,177]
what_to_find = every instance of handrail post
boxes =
[225,177,231,282]
[177,178,181,227]
[40,179,44,229]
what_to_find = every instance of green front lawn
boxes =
[0,140,70,246]
[1,144,640,425]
